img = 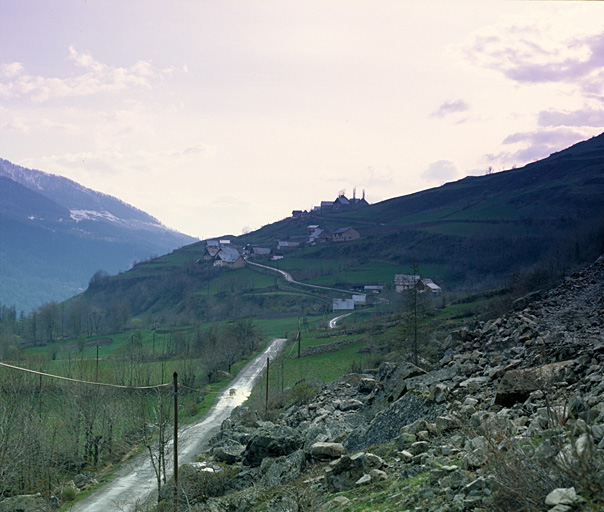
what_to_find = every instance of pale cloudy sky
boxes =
[1,1,603,239]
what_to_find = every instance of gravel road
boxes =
[68,338,286,512]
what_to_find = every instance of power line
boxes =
[0,362,172,390]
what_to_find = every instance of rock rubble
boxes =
[170,256,604,511]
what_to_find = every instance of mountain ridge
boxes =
[0,158,170,228]
[0,159,198,312]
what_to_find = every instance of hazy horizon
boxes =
[2,1,603,238]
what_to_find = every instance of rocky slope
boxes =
[166,254,604,512]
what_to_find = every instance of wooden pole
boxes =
[173,372,178,511]
[297,318,301,359]
[39,366,43,417]
[265,357,269,414]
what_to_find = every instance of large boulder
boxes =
[309,442,346,460]
[495,361,574,407]
[243,424,303,467]
[259,450,306,487]
[222,406,259,429]
[344,391,444,451]
[372,362,426,407]
[325,452,385,492]
[212,439,246,464]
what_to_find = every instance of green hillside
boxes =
[239,133,604,285]
[29,132,603,334]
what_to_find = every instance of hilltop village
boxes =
[199,191,441,312]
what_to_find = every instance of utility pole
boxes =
[39,367,43,418]
[297,318,301,359]
[265,357,269,414]
[173,372,178,512]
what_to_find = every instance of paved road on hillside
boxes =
[329,312,352,328]
[245,258,355,296]
[68,338,286,512]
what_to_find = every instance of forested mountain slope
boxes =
[0,159,197,312]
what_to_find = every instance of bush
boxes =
[480,415,604,512]
[178,461,239,500]
[288,380,320,406]
[61,485,77,503]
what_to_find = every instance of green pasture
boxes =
[256,336,370,396]
[268,255,352,274]
[285,339,368,385]
[198,267,276,296]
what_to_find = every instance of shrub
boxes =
[60,485,77,503]
[288,380,320,406]
[480,415,604,512]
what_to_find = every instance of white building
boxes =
[333,298,355,311]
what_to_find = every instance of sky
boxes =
[1,1,603,240]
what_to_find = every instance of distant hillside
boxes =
[240,132,604,286]
[69,133,604,330]
[0,159,197,312]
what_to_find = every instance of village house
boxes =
[251,247,272,258]
[309,228,330,244]
[394,274,442,295]
[394,274,421,292]
[277,240,300,250]
[320,201,334,213]
[333,298,355,311]
[333,195,350,209]
[331,227,361,242]
[352,294,367,305]
[416,278,442,296]
[213,247,244,268]
[202,240,221,260]
[333,190,369,211]
[292,210,308,219]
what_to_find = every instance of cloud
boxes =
[422,160,458,183]
[467,26,604,97]
[484,127,587,168]
[538,107,604,128]
[431,99,470,118]
[0,47,160,102]
[181,143,217,158]
[1,62,24,78]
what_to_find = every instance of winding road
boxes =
[245,257,356,296]
[69,338,286,512]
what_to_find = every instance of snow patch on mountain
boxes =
[70,209,120,223]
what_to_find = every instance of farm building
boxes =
[395,274,442,295]
[214,247,244,268]
[417,278,442,296]
[251,247,272,257]
[333,298,355,311]
[394,274,420,292]
[331,227,361,242]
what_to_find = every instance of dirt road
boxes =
[69,338,286,512]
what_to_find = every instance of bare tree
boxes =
[132,388,173,501]
[400,260,431,366]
